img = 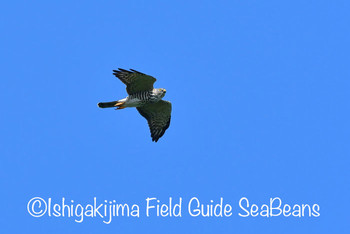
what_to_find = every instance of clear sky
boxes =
[1,0,349,233]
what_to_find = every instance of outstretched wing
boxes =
[113,68,156,94]
[137,100,172,142]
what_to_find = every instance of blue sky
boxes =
[1,0,349,233]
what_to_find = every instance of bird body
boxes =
[124,88,166,107]
[98,69,172,142]
[98,88,166,108]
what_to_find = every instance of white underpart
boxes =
[119,97,143,107]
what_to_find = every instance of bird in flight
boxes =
[98,68,172,142]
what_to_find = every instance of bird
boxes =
[98,68,172,142]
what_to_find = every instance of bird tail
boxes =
[98,101,124,108]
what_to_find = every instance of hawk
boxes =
[98,68,172,142]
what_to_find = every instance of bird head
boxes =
[156,88,166,98]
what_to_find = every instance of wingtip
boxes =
[130,69,144,74]
[112,68,144,75]
[152,136,160,142]
[118,68,128,72]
